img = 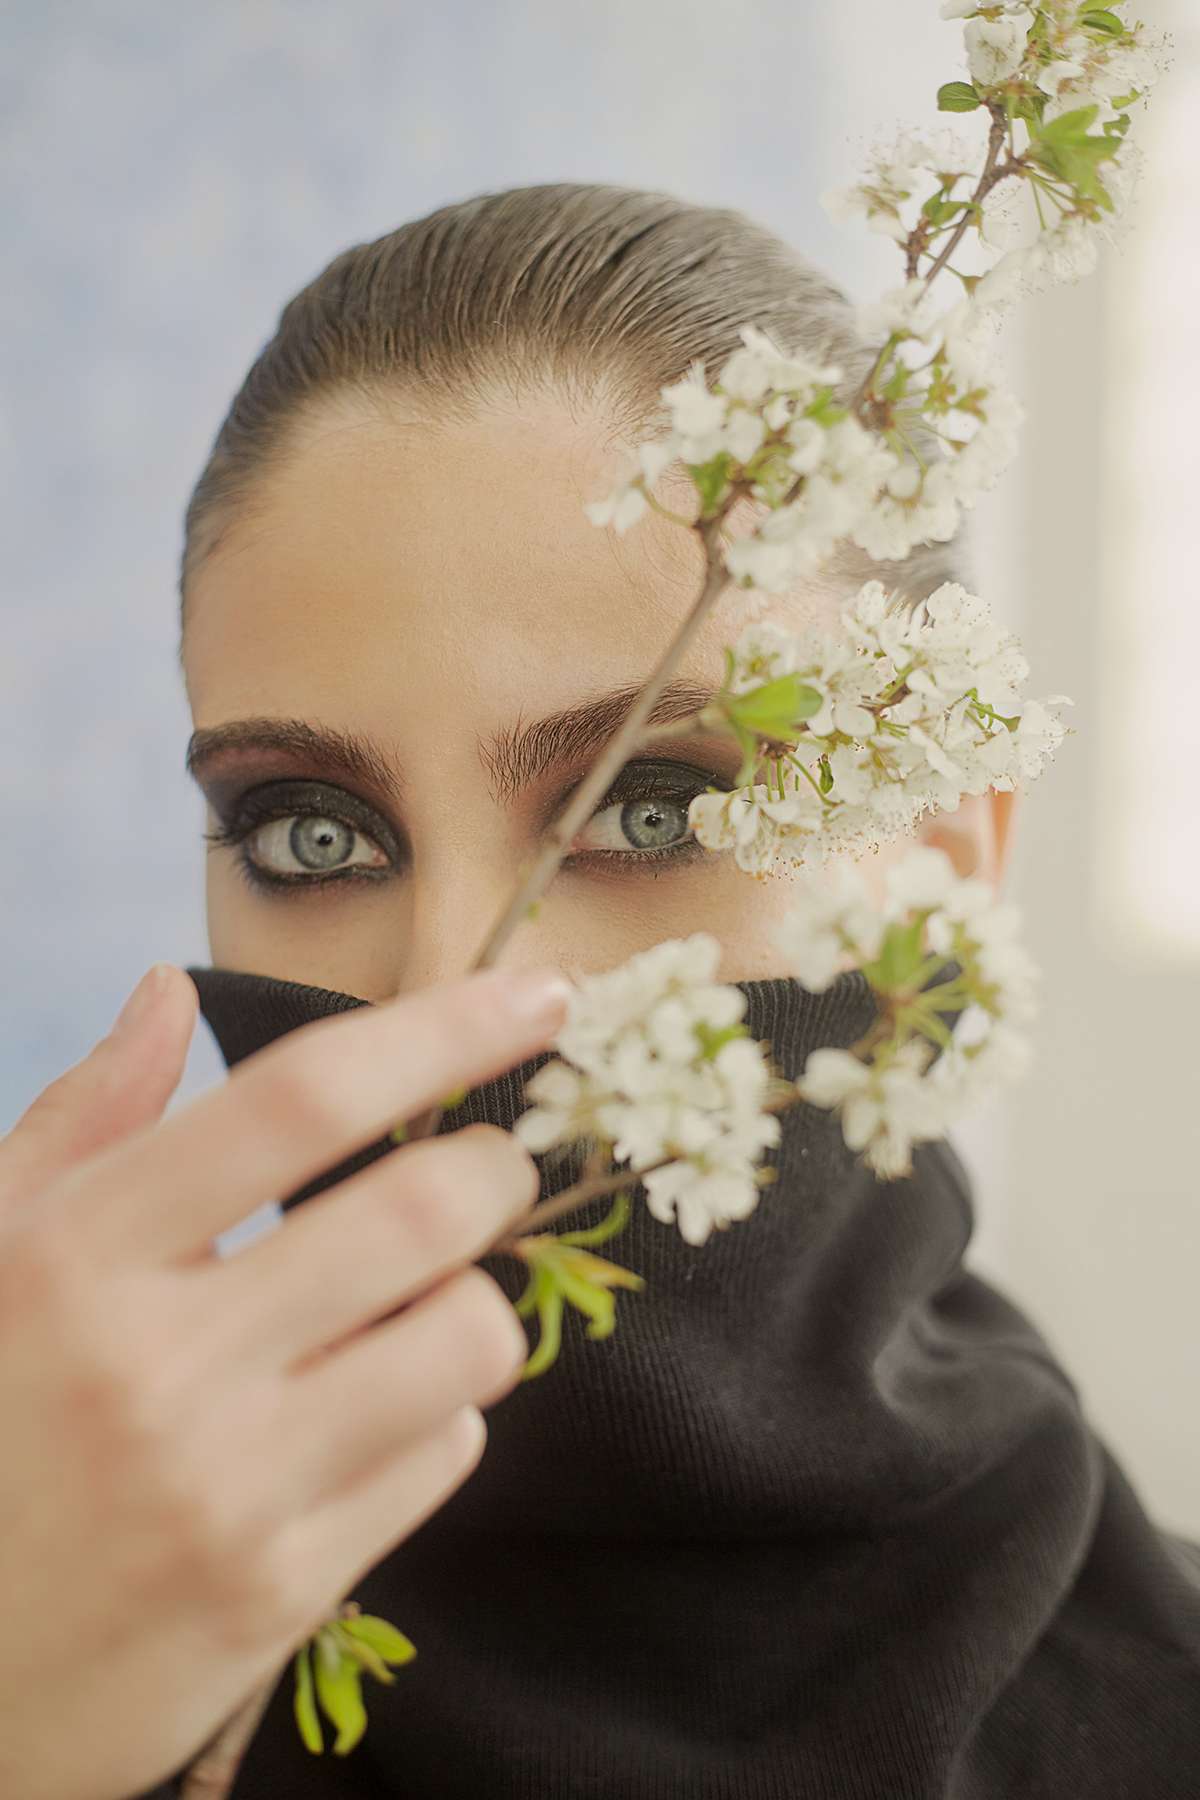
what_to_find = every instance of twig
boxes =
[851,103,1026,419]
[404,499,742,1143]
[177,1679,276,1799]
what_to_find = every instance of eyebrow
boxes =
[184,679,720,811]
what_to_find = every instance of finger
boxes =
[286,1405,488,1613]
[270,1265,525,1513]
[0,965,197,1224]
[210,1123,540,1369]
[55,964,572,1267]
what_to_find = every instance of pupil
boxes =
[621,797,689,851]
[291,815,355,870]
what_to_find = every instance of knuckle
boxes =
[211,1536,305,1653]
[392,1142,491,1267]
[458,1122,542,1219]
[67,1333,177,1480]
[248,1040,358,1159]
[145,1460,288,1645]
[444,1265,528,1390]
[0,1218,77,1327]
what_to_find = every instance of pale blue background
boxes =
[2,0,930,1109]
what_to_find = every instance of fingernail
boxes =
[499,966,574,1030]
[112,964,169,1039]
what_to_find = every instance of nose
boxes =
[393,865,573,997]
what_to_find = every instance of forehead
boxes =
[182,387,839,730]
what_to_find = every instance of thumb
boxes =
[0,963,200,1214]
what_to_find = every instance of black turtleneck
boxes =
[132,964,1200,1799]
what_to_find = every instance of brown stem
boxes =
[472,509,739,969]
[177,1679,276,1800]
[850,105,1026,422]
[920,106,1023,291]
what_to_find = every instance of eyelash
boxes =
[202,762,729,898]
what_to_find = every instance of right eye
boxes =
[202,780,397,893]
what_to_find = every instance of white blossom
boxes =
[785,844,1042,1175]
[941,0,1031,15]
[724,413,902,591]
[725,406,767,465]
[882,843,963,914]
[716,324,843,402]
[856,279,944,346]
[583,483,649,533]
[1041,38,1162,125]
[688,583,1072,878]
[964,13,1033,87]
[1036,54,1089,100]
[659,371,729,462]
[513,934,781,1247]
[820,130,940,244]
[772,863,888,992]
[796,1039,948,1179]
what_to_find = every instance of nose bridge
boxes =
[397,851,508,990]
[396,855,588,996]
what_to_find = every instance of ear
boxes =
[916,787,1020,892]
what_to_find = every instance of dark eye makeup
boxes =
[202,759,734,897]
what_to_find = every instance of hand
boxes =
[0,960,570,1800]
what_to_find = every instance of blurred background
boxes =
[2,0,1197,1532]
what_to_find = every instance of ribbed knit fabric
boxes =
[134,964,1200,1799]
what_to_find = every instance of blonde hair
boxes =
[178,179,973,644]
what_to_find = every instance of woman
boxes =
[3,183,1197,1799]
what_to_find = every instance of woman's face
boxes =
[182,387,1009,1001]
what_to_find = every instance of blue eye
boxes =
[202,780,396,896]
[203,762,728,897]
[569,765,715,864]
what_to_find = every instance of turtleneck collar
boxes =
[157,962,1199,1800]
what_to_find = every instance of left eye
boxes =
[242,812,389,877]
[574,788,696,856]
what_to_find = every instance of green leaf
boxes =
[521,1276,564,1379]
[803,389,848,427]
[332,1627,395,1685]
[293,1645,324,1755]
[1080,9,1126,37]
[1034,102,1102,146]
[513,1261,546,1319]
[937,81,982,113]
[870,918,928,991]
[731,721,764,787]
[313,1643,369,1756]
[726,674,824,739]
[1028,111,1120,206]
[693,1018,749,1060]
[881,361,912,402]
[688,451,734,515]
[558,1189,631,1249]
[556,1245,644,1294]
[341,1615,418,1667]
[439,1084,469,1110]
[915,1005,956,1051]
[554,1267,617,1340]
[389,1122,408,1144]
